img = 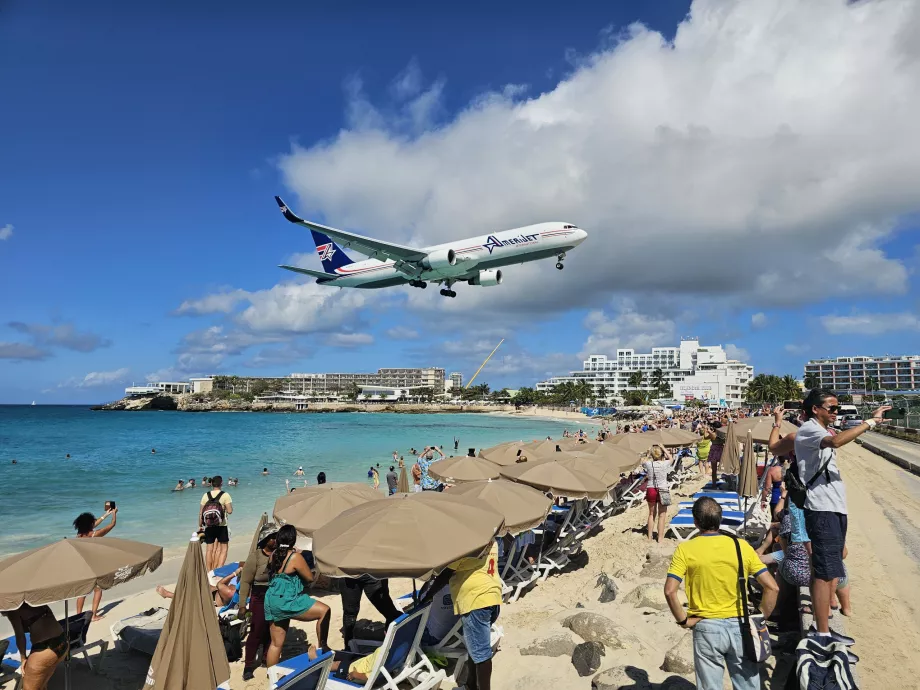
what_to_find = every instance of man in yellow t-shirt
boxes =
[421,541,502,690]
[664,497,778,690]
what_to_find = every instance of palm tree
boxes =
[803,373,819,390]
[781,375,800,401]
[597,384,608,403]
[574,380,594,406]
[627,371,644,390]
[650,368,665,392]
[865,375,879,401]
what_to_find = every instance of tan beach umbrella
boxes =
[524,438,578,455]
[273,482,383,537]
[429,455,501,484]
[721,421,742,475]
[478,441,532,466]
[579,448,642,477]
[738,430,759,500]
[313,491,504,578]
[448,479,552,535]
[146,536,230,690]
[500,459,610,500]
[545,454,622,488]
[397,464,411,493]
[588,442,642,469]
[0,537,163,611]
[607,433,658,454]
[717,417,798,444]
[248,512,269,556]
[649,428,699,447]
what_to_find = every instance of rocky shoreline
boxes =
[91,393,508,414]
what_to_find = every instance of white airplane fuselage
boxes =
[321,222,587,288]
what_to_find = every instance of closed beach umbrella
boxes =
[500,459,610,500]
[313,491,504,578]
[607,433,658,454]
[429,455,501,484]
[738,430,759,500]
[448,479,552,535]
[721,421,742,475]
[478,441,532,466]
[273,482,383,537]
[718,417,798,444]
[146,536,230,690]
[0,537,163,611]
[248,512,269,556]
[397,464,411,494]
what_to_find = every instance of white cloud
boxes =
[751,312,767,329]
[278,0,918,318]
[0,224,12,241]
[580,302,677,358]
[820,312,920,335]
[326,332,374,347]
[785,343,810,355]
[175,289,249,316]
[386,326,419,340]
[236,282,371,335]
[60,367,130,388]
[724,344,751,362]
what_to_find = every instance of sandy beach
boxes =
[5,441,920,689]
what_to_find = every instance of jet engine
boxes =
[469,269,503,286]
[420,248,456,270]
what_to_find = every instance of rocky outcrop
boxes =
[596,572,619,603]
[661,633,695,675]
[519,632,579,658]
[562,612,641,650]
[572,641,605,676]
[92,395,177,411]
[623,583,669,611]
[639,551,672,579]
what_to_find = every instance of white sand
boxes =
[5,443,920,689]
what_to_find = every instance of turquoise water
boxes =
[0,406,567,557]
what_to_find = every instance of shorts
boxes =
[646,488,660,504]
[203,525,229,544]
[31,630,68,658]
[461,605,500,664]
[804,509,847,581]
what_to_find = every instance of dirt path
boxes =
[836,442,920,686]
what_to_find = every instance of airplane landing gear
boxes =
[556,252,566,270]
[556,262,564,270]
[410,280,427,289]
[439,288,457,298]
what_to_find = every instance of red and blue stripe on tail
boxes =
[309,229,355,273]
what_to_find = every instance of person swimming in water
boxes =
[262,467,270,476]
[173,480,185,492]
[294,467,304,477]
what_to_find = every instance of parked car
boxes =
[843,416,864,429]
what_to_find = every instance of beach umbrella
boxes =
[447,479,552,535]
[248,512,269,556]
[313,491,504,578]
[0,537,163,611]
[478,441,532,466]
[524,438,579,455]
[738,430,759,500]
[587,442,642,469]
[717,417,798,444]
[500,458,610,500]
[649,428,699,447]
[544,454,622,488]
[429,455,501,484]
[146,535,230,690]
[607,433,658,454]
[721,421,742,475]
[273,482,383,537]
[397,464,411,493]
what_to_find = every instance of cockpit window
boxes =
[563,224,576,229]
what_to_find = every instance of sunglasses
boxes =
[820,405,840,414]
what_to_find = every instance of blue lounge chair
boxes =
[269,650,334,690]
[666,509,744,542]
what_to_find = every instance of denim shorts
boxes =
[804,509,847,580]
[461,605,500,664]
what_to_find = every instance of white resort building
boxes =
[536,338,754,407]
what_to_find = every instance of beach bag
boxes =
[729,535,771,663]
[786,464,807,509]
[202,491,226,527]
[219,616,242,662]
[796,638,858,690]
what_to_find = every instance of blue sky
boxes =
[2,0,919,404]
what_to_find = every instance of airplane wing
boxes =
[275,197,428,264]
[278,264,339,282]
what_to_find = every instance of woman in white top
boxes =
[642,444,672,544]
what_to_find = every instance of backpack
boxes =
[219,615,242,662]
[786,463,807,509]
[796,638,858,690]
[202,491,226,527]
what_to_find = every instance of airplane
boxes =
[273,196,588,298]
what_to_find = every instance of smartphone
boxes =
[105,500,116,511]
[882,408,907,420]
[783,401,802,410]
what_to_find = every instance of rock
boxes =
[623,583,669,611]
[575,602,585,609]
[591,666,652,690]
[661,633,695,675]
[571,641,605,677]
[640,551,672,579]
[596,572,619,603]
[659,676,695,689]
[519,633,578,658]
[562,612,638,650]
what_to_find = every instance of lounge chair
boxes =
[665,509,744,542]
[320,605,444,690]
[499,536,539,603]
[111,606,169,655]
[2,611,109,690]
[619,474,647,509]
[422,615,503,685]
[269,649,334,690]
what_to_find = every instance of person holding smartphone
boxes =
[73,505,118,621]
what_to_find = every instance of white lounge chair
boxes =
[424,616,503,684]
[269,649,334,690]
[499,535,539,603]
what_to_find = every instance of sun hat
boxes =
[257,522,280,547]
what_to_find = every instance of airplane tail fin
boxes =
[310,229,355,273]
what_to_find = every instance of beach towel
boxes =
[111,607,169,656]
[796,638,858,690]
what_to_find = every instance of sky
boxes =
[1,0,919,404]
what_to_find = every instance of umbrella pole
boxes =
[412,579,418,605]
[65,598,71,690]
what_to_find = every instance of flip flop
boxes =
[807,626,855,646]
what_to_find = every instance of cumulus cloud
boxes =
[278,0,918,321]
[724,344,751,362]
[326,332,374,347]
[0,342,50,361]
[7,321,111,353]
[820,312,920,335]
[60,367,130,389]
[386,326,419,340]
[174,289,249,316]
[751,313,767,329]
[0,224,12,241]
[579,302,678,357]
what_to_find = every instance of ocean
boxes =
[0,406,570,558]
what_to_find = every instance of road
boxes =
[860,431,920,476]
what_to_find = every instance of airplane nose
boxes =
[575,228,588,243]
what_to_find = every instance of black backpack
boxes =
[218,616,242,662]
[201,491,226,527]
